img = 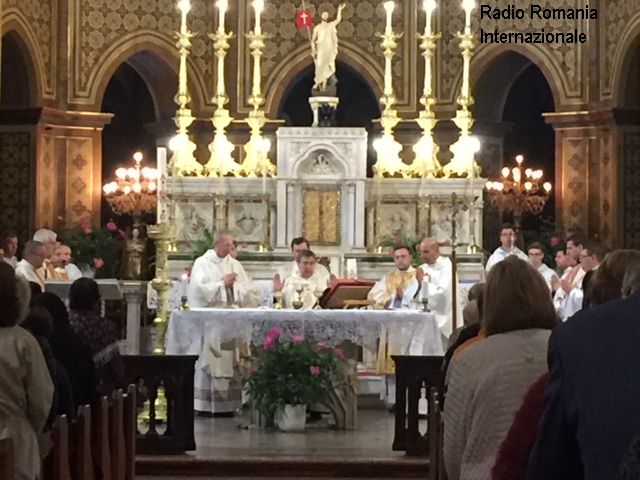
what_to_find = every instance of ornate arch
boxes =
[611,13,640,107]
[84,32,207,113]
[264,41,383,118]
[457,43,567,112]
[1,10,45,103]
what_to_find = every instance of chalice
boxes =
[313,290,324,309]
[292,300,303,310]
[420,297,430,312]
[274,291,284,309]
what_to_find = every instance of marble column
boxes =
[121,280,147,355]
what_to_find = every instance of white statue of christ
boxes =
[311,4,346,92]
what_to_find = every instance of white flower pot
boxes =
[276,404,307,432]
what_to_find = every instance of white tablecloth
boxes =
[166,308,444,357]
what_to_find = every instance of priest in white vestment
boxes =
[485,224,528,272]
[15,240,46,290]
[368,245,416,310]
[187,231,259,415]
[402,238,453,338]
[527,242,555,290]
[33,228,58,281]
[273,237,330,292]
[282,250,331,309]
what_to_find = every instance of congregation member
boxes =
[0,262,54,480]
[492,249,640,480]
[282,250,331,309]
[1,230,19,268]
[527,253,640,480]
[485,224,528,272]
[367,245,415,309]
[273,237,330,291]
[527,242,555,290]
[402,237,453,338]
[33,228,58,280]
[444,257,557,480]
[188,231,259,308]
[15,240,46,290]
[68,278,124,396]
[32,291,98,410]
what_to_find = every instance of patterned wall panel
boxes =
[0,132,34,241]
[3,0,56,98]
[622,132,640,248]
[70,0,213,105]
[597,130,615,245]
[35,133,57,229]
[253,0,416,114]
[600,0,640,99]
[439,0,586,106]
[65,137,94,223]
[559,134,591,231]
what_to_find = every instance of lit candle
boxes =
[178,0,190,35]
[424,0,436,37]
[156,147,167,224]
[253,0,264,35]
[421,279,429,299]
[462,0,474,34]
[180,272,189,297]
[217,0,228,33]
[384,1,394,34]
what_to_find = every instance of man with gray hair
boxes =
[33,228,57,280]
[15,240,46,290]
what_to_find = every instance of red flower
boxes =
[78,217,89,228]
[291,335,305,344]
[117,229,126,237]
[333,348,346,360]
[550,236,559,247]
[93,258,104,269]
[106,221,117,231]
[249,366,257,375]
[83,227,92,235]
[310,366,321,376]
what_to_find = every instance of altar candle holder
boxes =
[421,297,430,312]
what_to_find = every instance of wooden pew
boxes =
[122,384,137,480]
[69,405,95,480]
[93,396,112,480]
[0,438,15,480]
[110,390,126,480]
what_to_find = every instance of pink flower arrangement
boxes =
[93,258,104,269]
[248,366,257,375]
[333,348,346,360]
[291,335,305,344]
[83,227,92,235]
[310,366,321,376]
[106,221,117,231]
[262,327,282,350]
[316,341,326,349]
[550,236,560,247]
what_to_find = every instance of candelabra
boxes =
[103,152,158,225]
[373,1,408,178]
[205,0,241,177]
[242,0,276,179]
[171,0,201,176]
[444,0,481,178]
[485,154,552,230]
[409,0,442,179]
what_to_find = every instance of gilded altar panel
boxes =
[35,133,57,229]
[302,188,341,246]
[558,135,591,232]
[65,137,94,223]
[3,0,56,98]
[0,132,34,241]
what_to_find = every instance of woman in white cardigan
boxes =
[443,256,558,480]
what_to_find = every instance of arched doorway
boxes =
[100,51,175,226]
[0,32,38,241]
[473,51,556,251]
[619,35,640,248]
[278,61,381,174]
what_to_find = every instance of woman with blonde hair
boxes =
[0,262,54,479]
[443,256,558,480]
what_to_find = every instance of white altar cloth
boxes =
[166,308,444,357]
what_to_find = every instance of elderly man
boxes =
[188,231,259,308]
[15,240,46,290]
[527,242,555,290]
[402,238,453,338]
[273,237,331,291]
[282,250,330,309]
[33,228,57,280]
[485,224,528,272]
[368,245,416,309]
[1,231,19,268]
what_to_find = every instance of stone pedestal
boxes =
[121,281,147,355]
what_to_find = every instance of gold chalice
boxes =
[314,290,324,308]
[292,300,303,310]
[274,291,284,309]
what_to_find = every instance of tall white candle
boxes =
[421,279,429,299]
[218,0,228,33]
[178,0,190,35]
[462,0,474,34]
[180,273,189,297]
[157,147,167,224]
[384,2,394,34]
[253,0,263,35]
[424,0,436,37]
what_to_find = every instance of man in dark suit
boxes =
[527,261,640,479]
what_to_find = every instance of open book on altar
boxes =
[44,279,122,300]
[319,279,376,309]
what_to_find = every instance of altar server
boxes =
[485,224,528,272]
[282,250,332,309]
[527,242,555,290]
[402,238,453,338]
[188,231,260,308]
[368,245,416,309]
[273,237,330,291]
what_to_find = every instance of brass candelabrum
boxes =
[102,151,158,223]
[485,154,552,230]
[147,222,177,355]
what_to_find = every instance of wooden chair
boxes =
[110,389,126,480]
[0,438,15,480]
[122,384,137,480]
[69,405,94,480]
[93,396,112,480]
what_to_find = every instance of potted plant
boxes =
[246,328,345,432]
